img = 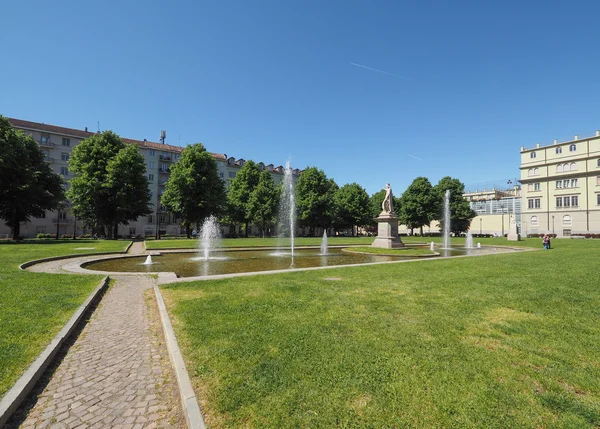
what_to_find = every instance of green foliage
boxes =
[68,131,151,238]
[0,116,65,239]
[333,183,371,234]
[399,177,437,235]
[296,167,338,234]
[161,143,225,237]
[226,160,262,237]
[434,176,476,235]
[247,170,279,237]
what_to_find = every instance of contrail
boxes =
[407,154,422,161]
[350,62,400,77]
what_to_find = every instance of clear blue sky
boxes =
[3,1,600,195]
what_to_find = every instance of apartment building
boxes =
[520,131,600,237]
[2,118,299,238]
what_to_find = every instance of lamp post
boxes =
[552,215,555,235]
[56,210,61,240]
[479,217,482,235]
[500,204,505,236]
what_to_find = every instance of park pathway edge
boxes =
[0,276,109,427]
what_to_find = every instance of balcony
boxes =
[159,167,170,174]
[159,155,172,162]
[52,218,74,224]
[39,139,55,148]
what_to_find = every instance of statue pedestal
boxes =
[372,213,405,248]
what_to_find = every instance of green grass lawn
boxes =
[145,236,375,250]
[0,239,129,399]
[162,238,600,428]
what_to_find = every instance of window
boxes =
[571,196,578,207]
[597,176,600,186]
[219,172,224,178]
[527,168,540,177]
[597,159,600,167]
[534,183,540,191]
[229,171,236,178]
[42,150,50,160]
[571,179,578,188]
[148,174,154,182]
[557,164,564,173]
[556,180,562,189]
[570,162,577,171]
[531,216,539,227]
[563,196,570,207]
[149,161,155,169]
[556,147,562,154]
[556,197,563,207]
[563,215,572,226]
[39,212,46,219]
[147,215,153,223]
[597,194,600,205]
[569,144,576,152]
[60,167,69,176]
[62,138,70,147]
[160,164,168,172]
[150,150,155,156]
[41,134,50,144]
[61,152,70,161]
[563,229,572,237]
[563,179,569,188]
[528,198,541,209]
[530,152,537,159]
[58,211,67,221]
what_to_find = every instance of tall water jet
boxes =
[430,241,435,251]
[465,230,474,249]
[143,255,153,265]
[320,230,329,255]
[277,161,296,259]
[199,215,221,260]
[442,189,451,248]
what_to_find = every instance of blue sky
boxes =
[3,1,600,195]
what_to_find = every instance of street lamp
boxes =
[552,215,555,235]
[500,203,505,236]
[479,217,482,235]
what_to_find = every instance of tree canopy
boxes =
[68,131,151,238]
[433,176,476,235]
[332,183,371,235]
[226,160,262,237]
[399,177,437,235]
[161,143,225,237]
[296,167,338,235]
[0,116,65,239]
[247,170,279,237]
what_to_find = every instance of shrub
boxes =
[36,233,53,239]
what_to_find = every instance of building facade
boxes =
[2,118,299,238]
[520,132,600,237]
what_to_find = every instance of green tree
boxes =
[247,170,279,237]
[226,160,261,237]
[433,176,476,235]
[296,167,338,235]
[68,131,151,239]
[161,143,225,237]
[0,116,65,239]
[333,183,371,235]
[399,177,437,235]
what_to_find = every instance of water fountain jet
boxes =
[199,215,221,260]
[320,231,329,255]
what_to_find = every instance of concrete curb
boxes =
[19,241,133,270]
[0,276,110,427]
[153,285,206,429]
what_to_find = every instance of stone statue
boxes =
[381,183,393,214]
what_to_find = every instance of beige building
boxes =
[520,131,600,237]
[2,118,299,238]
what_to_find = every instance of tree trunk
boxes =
[113,224,118,240]
[11,220,20,240]
[185,223,191,238]
[244,222,249,238]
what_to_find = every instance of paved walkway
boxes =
[9,242,183,428]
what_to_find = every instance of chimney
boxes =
[574,135,579,140]
[596,130,600,137]
[536,143,540,148]
[553,139,557,145]
[85,127,88,132]
[520,146,524,151]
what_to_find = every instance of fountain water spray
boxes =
[320,230,329,255]
[277,161,296,259]
[465,230,474,249]
[199,215,221,260]
[430,241,435,251]
[143,255,153,265]
[442,190,451,249]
